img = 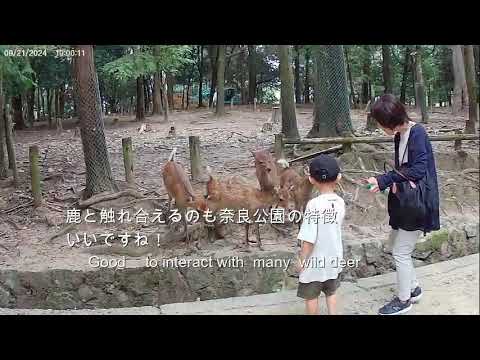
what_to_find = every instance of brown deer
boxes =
[162,148,198,245]
[276,158,313,228]
[190,167,280,251]
[251,149,279,191]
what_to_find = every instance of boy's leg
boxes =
[298,282,321,315]
[324,279,340,315]
[325,294,337,315]
[392,229,421,301]
[305,298,319,315]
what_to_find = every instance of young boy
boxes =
[296,154,345,315]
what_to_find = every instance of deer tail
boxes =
[168,147,177,162]
[276,158,290,169]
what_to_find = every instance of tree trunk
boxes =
[4,101,18,184]
[197,45,204,107]
[186,79,191,109]
[0,77,7,179]
[382,45,393,94]
[344,46,356,108]
[59,85,65,120]
[238,46,247,105]
[12,95,25,130]
[208,45,219,108]
[278,45,300,139]
[181,84,185,109]
[136,77,145,121]
[27,86,35,126]
[41,88,46,121]
[72,45,117,199]
[162,72,169,122]
[400,46,411,104]
[215,45,226,116]
[167,74,174,110]
[152,72,164,116]
[304,48,311,104]
[414,46,429,123]
[46,88,53,127]
[308,45,353,138]
[144,76,150,113]
[464,45,478,133]
[475,45,479,105]
[248,45,257,104]
[35,86,41,121]
[294,45,302,104]
[451,45,467,115]
[361,46,372,105]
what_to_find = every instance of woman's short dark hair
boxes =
[371,94,410,129]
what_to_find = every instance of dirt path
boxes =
[0,107,478,272]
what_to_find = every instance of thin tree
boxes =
[0,75,7,179]
[152,46,164,117]
[413,46,429,123]
[382,45,393,94]
[400,46,411,104]
[11,95,25,130]
[361,46,372,105]
[208,45,218,108]
[248,45,257,104]
[344,46,356,108]
[450,45,468,114]
[475,45,479,105]
[294,45,302,104]
[463,45,478,133]
[215,45,226,116]
[278,45,300,139]
[135,76,145,121]
[197,45,204,107]
[304,47,311,104]
[72,45,117,199]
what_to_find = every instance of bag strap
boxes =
[384,161,412,182]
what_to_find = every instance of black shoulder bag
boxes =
[385,131,427,234]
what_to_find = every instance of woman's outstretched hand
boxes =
[366,177,380,193]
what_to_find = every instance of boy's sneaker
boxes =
[378,297,412,315]
[410,287,423,303]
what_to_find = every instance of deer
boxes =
[276,158,313,228]
[190,167,281,251]
[251,149,279,192]
[162,148,199,246]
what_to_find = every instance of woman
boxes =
[366,94,440,315]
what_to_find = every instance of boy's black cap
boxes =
[309,154,340,182]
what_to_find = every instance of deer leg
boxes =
[166,195,173,226]
[255,224,263,251]
[182,209,190,245]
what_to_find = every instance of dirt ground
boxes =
[0,105,478,271]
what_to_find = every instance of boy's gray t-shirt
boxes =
[297,193,345,283]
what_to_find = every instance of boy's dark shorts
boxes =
[297,278,340,300]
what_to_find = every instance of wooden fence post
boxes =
[271,106,281,124]
[29,145,42,207]
[274,133,285,159]
[189,135,201,181]
[454,129,462,150]
[122,137,134,185]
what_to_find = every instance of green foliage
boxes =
[102,45,193,82]
[0,45,36,95]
